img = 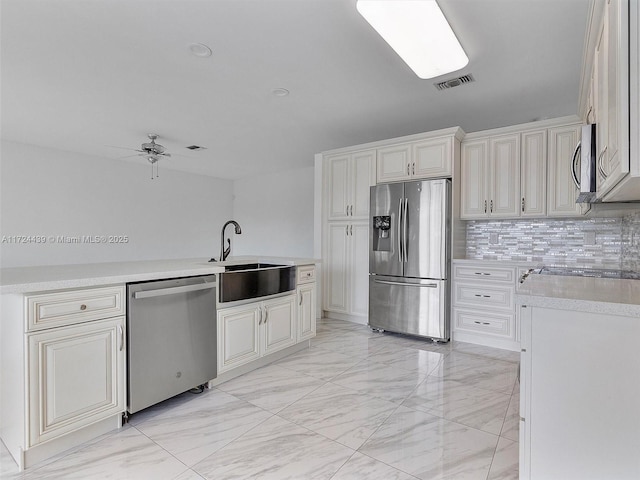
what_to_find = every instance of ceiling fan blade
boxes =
[116,154,141,160]
[105,144,139,152]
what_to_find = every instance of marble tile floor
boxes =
[1,319,520,480]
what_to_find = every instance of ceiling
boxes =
[1,0,591,180]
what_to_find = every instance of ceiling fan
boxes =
[109,133,172,179]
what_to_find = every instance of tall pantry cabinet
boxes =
[322,150,376,322]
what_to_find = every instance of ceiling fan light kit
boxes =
[356,0,468,79]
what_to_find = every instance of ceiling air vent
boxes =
[434,73,475,91]
[185,145,207,151]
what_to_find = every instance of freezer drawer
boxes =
[368,275,449,341]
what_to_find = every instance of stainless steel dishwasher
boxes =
[127,275,217,413]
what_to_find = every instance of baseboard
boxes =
[21,415,121,471]
[323,311,368,325]
[208,341,311,387]
[453,330,520,352]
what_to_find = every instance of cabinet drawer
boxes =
[454,309,513,338]
[297,265,316,285]
[454,283,514,311]
[27,286,125,332]
[453,265,515,283]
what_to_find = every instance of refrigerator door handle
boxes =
[397,198,403,263]
[373,279,438,288]
[403,197,408,263]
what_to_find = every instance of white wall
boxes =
[232,166,315,258]
[0,141,234,267]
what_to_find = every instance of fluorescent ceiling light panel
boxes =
[356,0,468,79]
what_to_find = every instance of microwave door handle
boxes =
[571,141,581,189]
[597,146,608,179]
[397,198,403,264]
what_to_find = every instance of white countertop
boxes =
[453,258,537,267]
[516,274,640,317]
[0,256,319,294]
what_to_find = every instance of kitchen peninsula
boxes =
[515,273,640,480]
[0,256,318,471]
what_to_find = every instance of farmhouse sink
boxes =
[218,263,296,303]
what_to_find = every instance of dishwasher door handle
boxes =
[132,282,216,299]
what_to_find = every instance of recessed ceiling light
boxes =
[188,43,212,58]
[356,0,468,79]
[272,88,290,97]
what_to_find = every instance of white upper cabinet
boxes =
[547,125,590,217]
[377,136,455,183]
[490,134,521,217]
[461,120,591,220]
[520,130,547,217]
[377,144,412,183]
[461,134,520,219]
[460,140,489,219]
[325,150,375,221]
[586,0,639,201]
[598,0,629,195]
[413,137,453,178]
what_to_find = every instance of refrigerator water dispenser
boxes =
[372,215,391,251]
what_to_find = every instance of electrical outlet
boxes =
[490,232,499,245]
[584,231,596,245]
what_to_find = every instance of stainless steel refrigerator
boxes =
[369,179,451,341]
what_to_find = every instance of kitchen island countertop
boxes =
[516,274,640,317]
[0,256,319,294]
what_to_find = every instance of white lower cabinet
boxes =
[324,222,369,320]
[297,283,316,342]
[452,261,521,351]
[217,294,296,374]
[27,317,125,447]
[1,285,126,471]
[519,304,640,480]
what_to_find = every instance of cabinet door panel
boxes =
[325,223,349,313]
[600,0,630,195]
[377,145,411,183]
[521,130,547,217]
[413,138,452,178]
[595,20,608,191]
[461,140,489,219]
[547,126,588,217]
[350,223,370,317]
[263,296,296,355]
[490,134,521,218]
[327,155,350,220]
[28,317,124,446]
[218,306,260,373]
[352,150,375,219]
[297,284,316,342]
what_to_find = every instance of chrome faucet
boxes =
[218,220,242,262]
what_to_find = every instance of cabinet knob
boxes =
[80,304,87,311]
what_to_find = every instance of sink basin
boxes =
[218,264,295,303]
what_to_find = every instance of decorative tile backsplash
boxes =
[466,217,623,267]
[622,211,640,271]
